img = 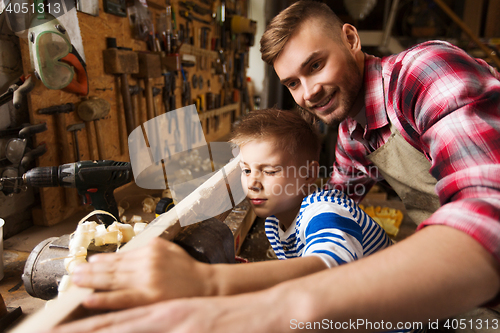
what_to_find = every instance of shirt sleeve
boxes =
[301,212,364,268]
[388,42,500,264]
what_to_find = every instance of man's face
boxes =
[239,139,311,224]
[274,22,363,126]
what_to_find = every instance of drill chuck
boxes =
[23,166,59,187]
[22,163,76,188]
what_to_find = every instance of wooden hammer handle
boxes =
[145,78,155,120]
[120,74,136,135]
[84,121,99,161]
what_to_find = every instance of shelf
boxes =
[179,44,218,59]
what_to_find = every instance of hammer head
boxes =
[136,52,163,79]
[77,97,111,121]
[67,122,85,132]
[38,103,75,115]
[103,48,139,75]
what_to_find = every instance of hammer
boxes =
[38,103,75,164]
[67,123,85,161]
[135,52,163,121]
[129,85,145,128]
[77,97,111,160]
[38,103,79,207]
[103,39,139,135]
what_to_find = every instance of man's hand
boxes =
[72,238,214,309]
[41,291,283,333]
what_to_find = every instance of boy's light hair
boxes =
[230,108,321,162]
[260,1,344,65]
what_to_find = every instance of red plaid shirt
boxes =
[330,41,500,264]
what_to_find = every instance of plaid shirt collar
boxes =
[362,54,389,139]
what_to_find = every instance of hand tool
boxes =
[103,0,127,17]
[67,123,85,162]
[201,27,211,48]
[38,103,80,206]
[135,52,162,121]
[77,97,111,161]
[103,39,139,135]
[162,72,175,112]
[179,9,212,25]
[0,75,35,109]
[185,19,193,45]
[38,103,75,165]
[165,3,173,53]
[152,86,162,117]
[178,23,185,45]
[179,1,212,16]
[181,68,192,106]
[220,0,227,50]
[129,85,145,127]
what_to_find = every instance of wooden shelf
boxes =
[179,44,218,59]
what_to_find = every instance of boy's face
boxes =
[273,21,363,127]
[239,139,313,224]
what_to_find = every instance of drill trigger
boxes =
[85,188,98,205]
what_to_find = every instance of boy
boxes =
[231,108,393,267]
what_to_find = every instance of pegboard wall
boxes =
[17,0,254,226]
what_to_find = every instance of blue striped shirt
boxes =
[266,190,426,332]
[265,189,393,268]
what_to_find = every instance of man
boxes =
[46,1,500,332]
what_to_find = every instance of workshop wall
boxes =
[18,0,254,226]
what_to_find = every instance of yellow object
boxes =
[231,15,257,34]
[359,205,404,237]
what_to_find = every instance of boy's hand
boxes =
[71,237,215,310]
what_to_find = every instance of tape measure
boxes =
[155,197,175,217]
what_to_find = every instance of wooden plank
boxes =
[10,155,241,332]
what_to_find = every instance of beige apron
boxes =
[366,122,440,226]
[366,121,500,331]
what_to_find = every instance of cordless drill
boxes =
[21,160,133,225]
